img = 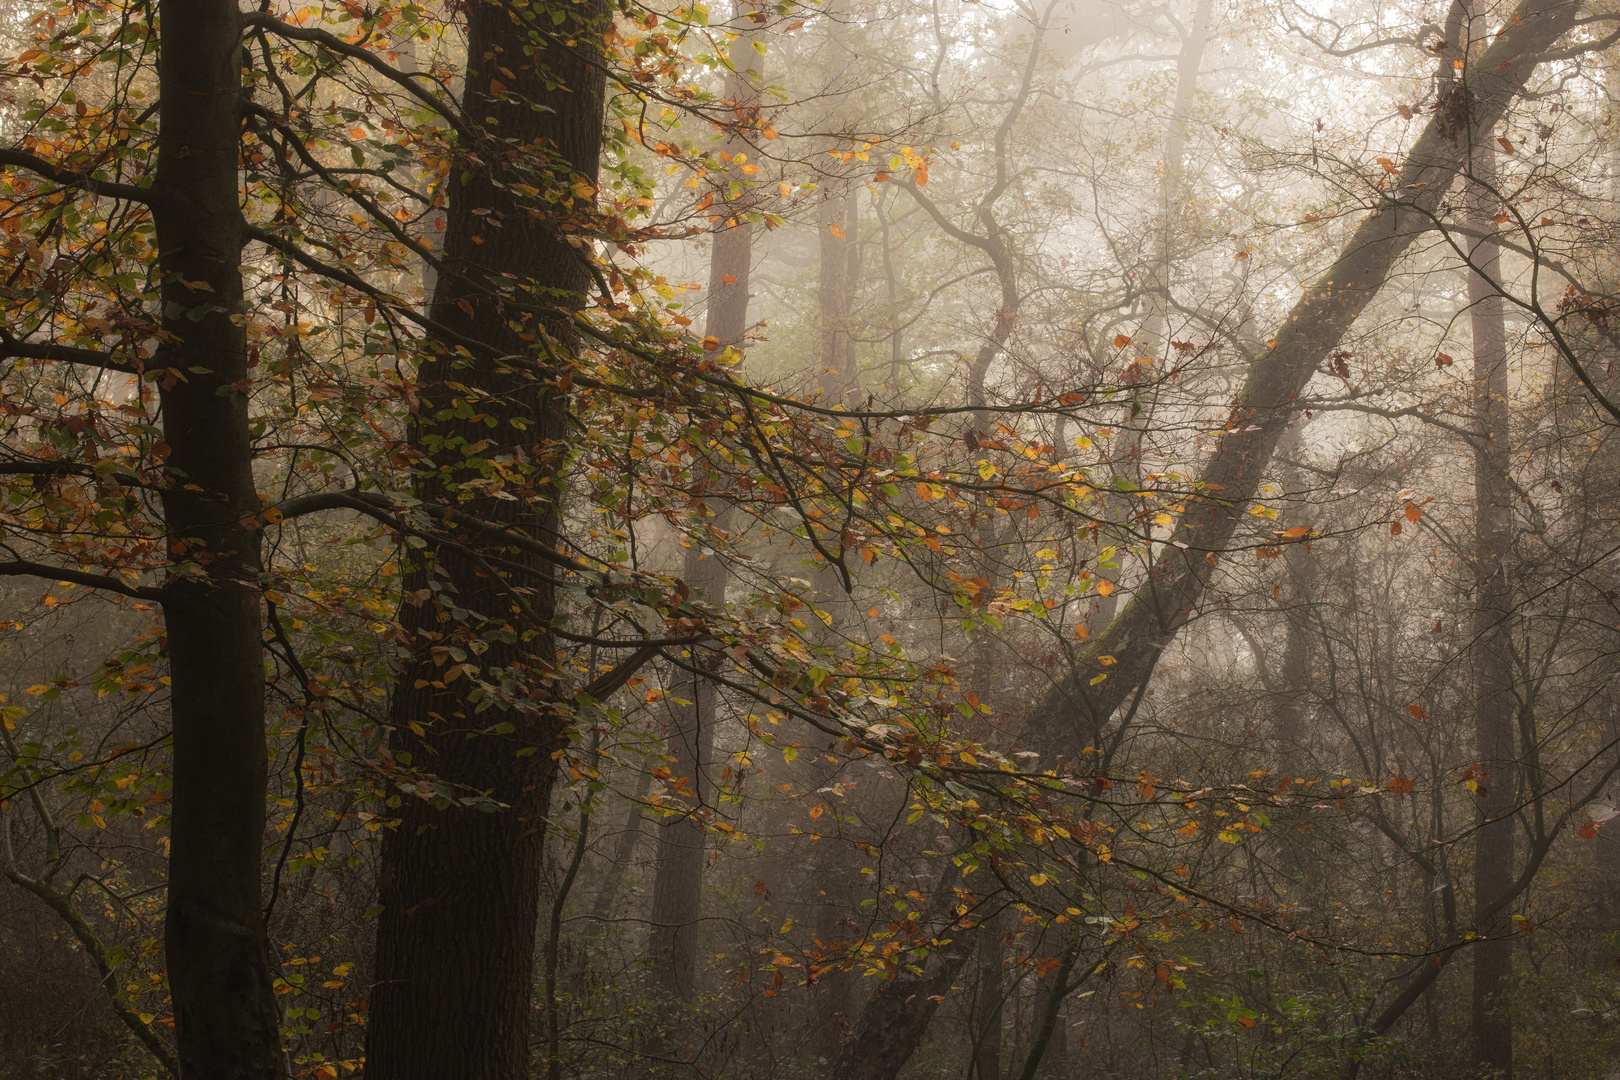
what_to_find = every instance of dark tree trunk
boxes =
[365,4,607,1078]
[972,921,1004,1080]
[646,16,762,1001]
[154,3,283,1076]
[1467,136,1517,1080]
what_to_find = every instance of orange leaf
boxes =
[1405,502,1422,523]
[1074,623,1089,642]
[1113,334,1132,349]
[722,274,738,284]
[829,224,844,238]
[1375,157,1399,174]
[1096,580,1115,596]
[1407,704,1429,720]
[1497,137,1515,155]
[489,79,507,96]
[1436,352,1453,367]
[1387,775,1415,796]
[1579,820,1600,839]
[1493,213,1509,223]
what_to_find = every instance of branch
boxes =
[0,149,163,206]
[241,13,474,143]
[0,560,165,601]
[579,644,662,701]
[0,330,140,374]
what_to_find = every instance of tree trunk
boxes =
[155,3,284,1076]
[1141,0,1212,349]
[365,4,607,1077]
[647,16,762,1001]
[817,181,860,404]
[1021,0,1579,761]
[972,921,1004,1080]
[1467,135,1517,1080]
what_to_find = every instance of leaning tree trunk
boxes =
[365,4,608,1078]
[647,11,764,1002]
[156,2,284,1076]
[1467,135,1518,1080]
[1021,0,1579,761]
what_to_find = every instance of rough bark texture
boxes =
[1467,138,1517,1080]
[647,21,762,999]
[1022,0,1579,761]
[155,3,284,1076]
[365,4,607,1077]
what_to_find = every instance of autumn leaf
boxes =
[1407,704,1429,720]
[1375,157,1399,174]
[1497,136,1515,154]
[1096,580,1115,596]
[1405,501,1422,523]
[1113,334,1131,349]
[1436,352,1454,367]
[1579,820,1601,839]
[1387,774,1415,796]
[1074,622,1089,642]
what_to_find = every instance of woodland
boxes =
[0,0,1616,1077]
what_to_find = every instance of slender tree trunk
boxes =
[647,15,762,1001]
[1467,135,1517,1080]
[365,4,607,1077]
[647,545,726,999]
[1141,0,1212,349]
[1274,425,1317,777]
[155,3,284,1076]
[817,181,860,404]
[589,768,654,923]
[972,921,1004,1080]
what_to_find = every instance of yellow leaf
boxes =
[1030,873,1048,886]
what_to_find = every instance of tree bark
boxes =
[1467,135,1517,1080]
[155,3,284,1076]
[647,15,763,1001]
[365,4,607,1078]
[1021,0,1580,761]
